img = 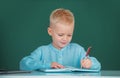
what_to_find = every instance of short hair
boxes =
[50,8,74,26]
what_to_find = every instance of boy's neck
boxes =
[51,43,68,51]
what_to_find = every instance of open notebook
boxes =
[39,66,100,73]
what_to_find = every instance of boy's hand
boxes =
[51,62,64,69]
[81,58,92,69]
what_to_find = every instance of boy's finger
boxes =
[57,64,64,68]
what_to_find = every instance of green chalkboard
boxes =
[0,0,120,70]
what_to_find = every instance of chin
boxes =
[59,43,68,49]
[61,44,67,48]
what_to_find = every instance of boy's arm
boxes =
[89,57,101,70]
[19,47,51,71]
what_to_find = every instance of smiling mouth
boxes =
[61,42,67,45]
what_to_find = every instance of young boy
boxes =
[20,8,101,71]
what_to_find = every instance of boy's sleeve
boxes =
[89,57,101,71]
[19,47,51,71]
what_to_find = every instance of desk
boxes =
[0,70,120,78]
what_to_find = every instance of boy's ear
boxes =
[48,27,52,36]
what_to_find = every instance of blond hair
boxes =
[50,8,74,26]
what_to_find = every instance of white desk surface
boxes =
[0,70,120,78]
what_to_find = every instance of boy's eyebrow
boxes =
[57,33,73,35]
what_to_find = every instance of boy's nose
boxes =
[63,36,67,41]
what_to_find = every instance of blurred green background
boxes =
[0,0,120,70]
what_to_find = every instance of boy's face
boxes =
[48,23,74,49]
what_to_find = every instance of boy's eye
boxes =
[58,34,72,37]
[58,34,63,36]
[68,35,72,37]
